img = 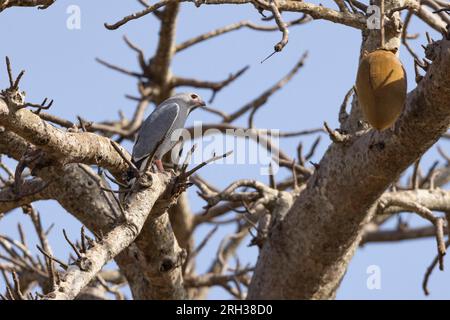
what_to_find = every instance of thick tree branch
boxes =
[401,0,448,33]
[43,172,174,300]
[362,225,448,243]
[134,210,187,299]
[0,129,179,299]
[149,2,180,102]
[0,178,51,213]
[105,0,366,30]
[0,98,129,176]
[0,0,55,12]
[248,39,450,299]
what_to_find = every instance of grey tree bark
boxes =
[1,0,450,300]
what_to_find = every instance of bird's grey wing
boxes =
[132,102,180,163]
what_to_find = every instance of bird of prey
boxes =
[131,92,205,174]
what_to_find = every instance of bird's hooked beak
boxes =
[196,98,206,108]
[190,99,206,113]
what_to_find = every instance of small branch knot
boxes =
[77,257,93,272]
[424,40,441,61]
[3,89,26,109]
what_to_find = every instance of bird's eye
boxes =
[190,94,198,99]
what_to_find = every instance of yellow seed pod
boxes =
[355,49,407,131]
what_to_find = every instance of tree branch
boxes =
[175,16,310,52]
[43,172,174,300]
[0,98,129,176]
[248,38,450,299]
[0,0,55,12]
[0,178,51,214]
[105,0,366,30]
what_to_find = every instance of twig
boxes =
[189,226,219,261]
[411,158,421,189]
[77,164,123,220]
[338,87,354,125]
[110,140,139,178]
[171,66,249,103]
[423,239,450,295]
[36,245,68,270]
[175,16,310,52]
[123,35,146,71]
[324,121,351,143]
[379,197,447,270]
[96,58,144,78]
[5,56,14,88]
[260,0,289,62]
[62,229,82,260]
[226,52,308,122]
[182,151,233,179]
[305,136,321,161]
[104,0,173,30]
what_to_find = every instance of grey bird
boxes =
[131,92,205,174]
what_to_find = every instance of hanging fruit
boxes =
[355,49,407,131]
[354,0,407,131]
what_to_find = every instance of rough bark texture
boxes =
[44,172,172,300]
[247,39,450,299]
[2,0,450,300]
[0,0,55,11]
[0,101,129,176]
[134,212,186,299]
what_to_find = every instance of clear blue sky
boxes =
[0,0,449,299]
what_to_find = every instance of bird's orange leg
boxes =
[155,159,165,172]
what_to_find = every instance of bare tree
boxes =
[0,0,450,300]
